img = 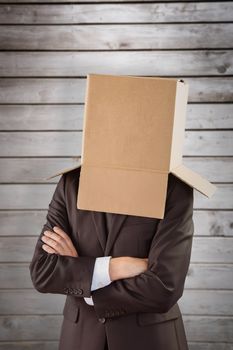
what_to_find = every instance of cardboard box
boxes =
[45,73,217,219]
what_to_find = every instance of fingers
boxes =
[53,226,74,250]
[41,226,78,257]
[42,229,67,254]
[53,226,78,257]
[42,244,58,254]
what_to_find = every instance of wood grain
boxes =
[0,24,232,50]
[1,78,232,103]
[1,51,232,77]
[1,3,232,24]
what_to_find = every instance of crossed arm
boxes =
[40,226,148,305]
[29,172,194,320]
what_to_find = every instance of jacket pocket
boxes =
[136,303,181,326]
[62,299,80,323]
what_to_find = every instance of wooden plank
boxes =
[0,264,34,288]
[0,315,62,341]
[0,210,232,237]
[1,3,233,24]
[1,51,232,77]
[185,264,233,290]
[194,185,233,210]
[0,157,231,183]
[183,158,233,183]
[0,342,58,350]
[0,237,232,263]
[0,105,84,130]
[193,210,233,237]
[0,23,232,50]
[185,104,233,129]
[0,211,48,236]
[1,263,233,289]
[0,184,56,210]
[0,289,232,315]
[184,131,233,156]
[0,290,65,314]
[0,78,232,103]
[0,104,232,131]
[0,131,83,157]
[0,131,232,157]
[0,78,85,104]
[191,237,233,263]
[0,159,82,183]
[0,184,231,210]
[188,344,233,350]
[183,315,233,342]
[0,314,232,342]
[179,290,233,316]
[0,158,82,182]
[187,77,233,102]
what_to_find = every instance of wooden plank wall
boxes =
[0,1,233,349]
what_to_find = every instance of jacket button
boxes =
[98,317,106,324]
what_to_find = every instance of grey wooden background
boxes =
[0,1,233,349]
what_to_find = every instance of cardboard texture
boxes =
[45,73,217,219]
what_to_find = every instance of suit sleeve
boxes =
[91,175,194,318]
[29,173,96,297]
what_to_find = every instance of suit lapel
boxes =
[91,211,128,255]
[105,213,128,255]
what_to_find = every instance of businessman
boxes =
[29,164,194,350]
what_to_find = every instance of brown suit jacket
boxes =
[29,166,194,350]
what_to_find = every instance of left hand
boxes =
[41,226,78,257]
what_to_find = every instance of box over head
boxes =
[45,73,217,219]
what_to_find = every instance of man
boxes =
[29,164,194,350]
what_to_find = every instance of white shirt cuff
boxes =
[84,295,94,305]
[84,256,112,306]
[91,256,112,291]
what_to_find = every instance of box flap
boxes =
[170,164,217,198]
[170,80,189,169]
[44,163,81,180]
